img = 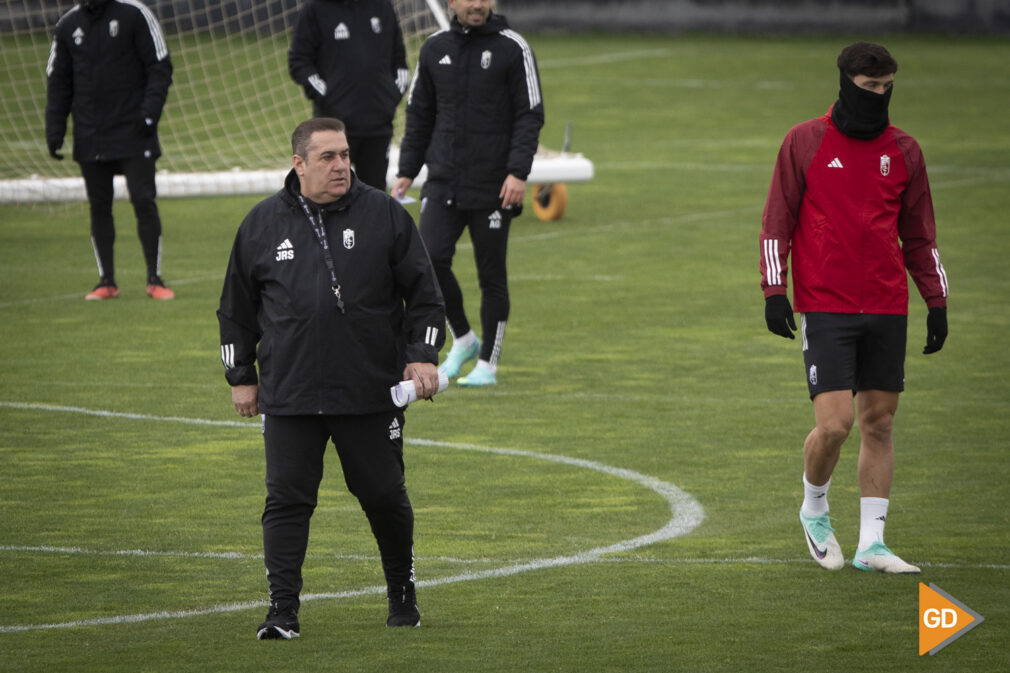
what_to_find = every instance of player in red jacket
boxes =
[760,42,949,574]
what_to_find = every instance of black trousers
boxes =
[261,411,415,610]
[419,199,512,366]
[79,157,163,283]
[347,133,392,192]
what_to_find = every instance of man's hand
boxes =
[499,174,526,210]
[391,176,414,201]
[231,384,259,417]
[404,362,439,400]
[923,306,947,354]
[765,294,797,339]
[48,139,64,160]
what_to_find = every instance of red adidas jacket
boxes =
[760,109,948,315]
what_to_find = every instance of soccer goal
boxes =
[0,0,592,205]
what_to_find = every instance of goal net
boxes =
[0,0,449,202]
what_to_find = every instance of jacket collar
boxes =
[282,168,363,212]
[451,11,508,36]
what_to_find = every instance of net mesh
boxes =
[0,0,445,200]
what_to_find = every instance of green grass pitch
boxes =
[1,33,1008,672]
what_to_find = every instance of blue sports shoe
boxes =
[457,363,497,387]
[438,338,480,378]
[851,541,920,574]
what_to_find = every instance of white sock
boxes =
[472,358,495,374]
[450,330,477,351]
[801,474,830,517]
[858,497,889,552]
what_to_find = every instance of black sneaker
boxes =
[256,602,300,640]
[386,583,420,627]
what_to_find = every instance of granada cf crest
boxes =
[343,228,355,249]
[481,50,492,69]
[371,17,382,33]
[880,154,891,176]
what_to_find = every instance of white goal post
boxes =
[0,0,592,203]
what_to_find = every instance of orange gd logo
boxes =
[918,583,984,655]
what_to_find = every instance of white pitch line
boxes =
[0,403,705,634]
[0,401,256,429]
[539,48,672,69]
[0,545,492,566]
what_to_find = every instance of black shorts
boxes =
[800,312,907,399]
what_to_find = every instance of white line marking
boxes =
[0,545,492,566]
[0,403,704,634]
[539,48,672,68]
[0,401,255,429]
[510,274,623,283]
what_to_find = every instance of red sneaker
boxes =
[85,284,119,301]
[146,282,175,300]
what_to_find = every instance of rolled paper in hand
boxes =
[391,371,449,407]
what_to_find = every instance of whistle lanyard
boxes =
[296,194,345,314]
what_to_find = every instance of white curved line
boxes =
[0,403,704,633]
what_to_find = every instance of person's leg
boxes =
[122,156,170,293]
[457,208,511,386]
[419,199,479,376]
[797,312,859,569]
[803,390,855,489]
[850,314,918,572]
[855,389,898,499]
[79,161,117,289]
[261,415,329,623]
[850,389,917,572]
[347,133,392,191]
[329,411,419,626]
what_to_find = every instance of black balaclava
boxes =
[831,71,892,140]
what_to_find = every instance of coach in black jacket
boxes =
[218,118,444,639]
[45,0,174,300]
[288,0,410,190]
[393,0,544,388]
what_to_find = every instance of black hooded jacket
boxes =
[45,0,173,162]
[397,12,544,209]
[218,171,445,415]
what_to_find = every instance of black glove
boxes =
[765,294,796,339]
[302,83,320,101]
[47,138,64,160]
[137,115,156,137]
[923,306,947,354]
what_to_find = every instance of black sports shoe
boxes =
[386,583,420,627]
[256,602,300,640]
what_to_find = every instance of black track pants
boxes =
[79,157,162,282]
[261,411,415,608]
[419,198,512,365]
[347,133,393,192]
